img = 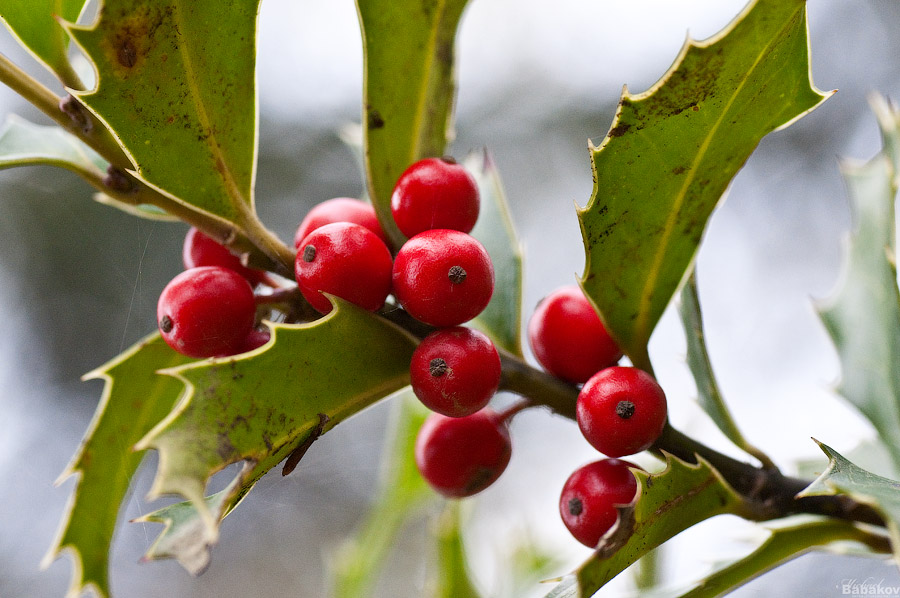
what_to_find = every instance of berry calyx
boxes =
[415,408,512,498]
[392,229,494,327]
[559,458,639,547]
[182,227,266,286]
[157,266,257,358]
[410,327,501,417]
[294,222,393,314]
[527,285,622,384]
[390,157,480,238]
[576,366,668,457]
[293,197,388,248]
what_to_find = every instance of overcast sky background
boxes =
[2,1,900,597]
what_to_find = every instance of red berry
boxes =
[410,327,501,417]
[559,459,639,547]
[293,197,388,248]
[392,229,494,327]
[391,157,480,237]
[157,266,256,358]
[527,285,622,384]
[576,367,667,457]
[182,227,266,286]
[238,327,271,353]
[294,222,393,314]
[415,409,512,498]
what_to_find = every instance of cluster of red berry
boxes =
[153,154,669,550]
[530,286,668,547]
[157,229,271,359]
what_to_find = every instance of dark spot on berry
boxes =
[159,315,173,333]
[568,497,584,516]
[616,400,635,419]
[118,39,137,67]
[429,358,449,377]
[464,466,496,495]
[448,265,467,284]
[303,245,316,262]
[440,155,457,165]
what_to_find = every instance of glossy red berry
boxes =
[415,409,512,498]
[294,222,393,314]
[157,266,256,358]
[527,285,622,384]
[391,157,480,238]
[293,197,388,248]
[576,367,667,457]
[238,327,271,353]
[392,229,494,327]
[182,227,266,286]
[559,459,639,547]
[410,327,501,417]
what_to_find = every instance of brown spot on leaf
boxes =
[117,39,137,67]
[367,109,385,130]
[608,123,632,138]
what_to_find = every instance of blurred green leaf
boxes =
[500,532,564,598]
[0,115,176,220]
[800,441,900,568]
[66,0,260,224]
[430,502,482,598]
[0,0,87,85]
[331,392,437,598]
[679,273,773,467]
[579,0,829,370]
[136,300,416,573]
[0,114,105,176]
[817,96,900,472]
[660,518,888,598]
[135,486,245,571]
[44,333,192,598]
[544,455,745,597]
[467,149,524,356]
[356,0,470,248]
[93,191,179,221]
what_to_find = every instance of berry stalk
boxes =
[489,339,886,529]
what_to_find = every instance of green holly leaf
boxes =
[44,333,193,598]
[136,300,416,572]
[65,0,260,224]
[544,454,745,597]
[356,0,470,248]
[0,0,88,86]
[0,114,105,176]
[0,114,175,220]
[331,392,437,598]
[467,149,524,356]
[135,487,241,573]
[817,96,900,472]
[430,502,482,598]
[633,517,888,598]
[679,273,773,468]
[677,519,888,598]
[799,441,900,568]
[579,0,830,370]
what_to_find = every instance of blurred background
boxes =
[1,0,900,596]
